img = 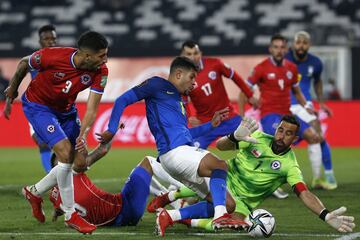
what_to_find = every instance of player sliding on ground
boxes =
[148,115,355,234]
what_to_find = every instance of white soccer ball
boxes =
[245,209,276,238]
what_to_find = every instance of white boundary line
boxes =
[0,232,354,238]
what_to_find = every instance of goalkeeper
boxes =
[151,115,355,233]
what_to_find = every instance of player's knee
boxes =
[216,159,228,171]
[304,129,320,144]
[138,157,153,176]
[53,141,73,163]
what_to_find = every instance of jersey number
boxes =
[62,80,72,93]
[278,79,284,90]
[201,83,213,96]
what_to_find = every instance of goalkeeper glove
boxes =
[233,117,259,143]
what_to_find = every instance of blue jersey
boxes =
[286,50,323,104]
[107,76,213,155]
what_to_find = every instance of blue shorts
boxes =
[260,113,310,137]
[113,166,151,226]
[194,115,242,149]
[22,94,80,148]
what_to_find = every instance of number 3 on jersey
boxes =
[62,80,72,93]
[201,82,213,96]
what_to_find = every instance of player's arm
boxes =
[291,85,314,114]
[75,91,103,152]
[314,79,333,117]
[294,183,355,232]
[3,56,30,119]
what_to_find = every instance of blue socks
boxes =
[179,201,214,219]
[209,169,227,207]
[321,140,332,170]
[39,147,52,173]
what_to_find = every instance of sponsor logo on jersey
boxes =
[307,66,314,77]
[80,74,92,85]
[208,71,217,80]
[251,148,262,158]
[100,76,107,87]
[47,125,55,133]
[286,71,293,80]
[267,73,276,79]
[54,72,65,79]
[270,160,281,170]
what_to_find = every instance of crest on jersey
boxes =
[47,125,55,133]
[101,76,107,87]
[267,73,276,79]
[307,66,314,77]
[80,74,91,85]
[270,160,281,170]
[208,71,217,80]
[286,71,293,80]
[251,148,262,158]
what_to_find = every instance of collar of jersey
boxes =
[269,57,284,67]
[269,141,291,156]
[70,50,78,69]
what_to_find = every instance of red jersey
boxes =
[26,47,108,112]
[187,57,253,123]
[248,57,298,117]
[50,173,122,226]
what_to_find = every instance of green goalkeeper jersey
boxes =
[227,131,304,210]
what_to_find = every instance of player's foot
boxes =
[324,172,338,190]
[147,192,171,213]
[212,213,249,230]
[22,186,45,223]
[155,208,173,236]
[49,186,61,208]
[272,187,289,199]
[65,212,96,234]
[311,178,337,190]
[176,219,191,228]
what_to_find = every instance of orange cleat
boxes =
[147,193,171,213]
[155,208,174,236]
[65,212,96,234]
[212,213,249,230]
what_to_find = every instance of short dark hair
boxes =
[38,24,56,36]
[181,40,199,51]
[77,31,108,52]
[280,115,300,135]
[170,56,198,74]
[271,34,287,44]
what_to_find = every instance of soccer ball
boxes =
[245,209,276,238]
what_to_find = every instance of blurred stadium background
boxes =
[0,0,359,239]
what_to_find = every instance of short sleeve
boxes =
[313,59,323,83]
[217,59,234,79]
[286,163,304,187]
[28,48,51,71]
[90,64,108,94]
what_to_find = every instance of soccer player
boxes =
[239,34,323,194]
[4,31,109,234]
[149,115,355,233]
[180,40,258,149]
[286,31,337,189]
[96,56,248,236]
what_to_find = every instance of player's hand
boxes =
[4,86,18,102]
[248,96,260,109]
[320,103,333,117]
[325,207,355,232]
[96,130,115,144]
[189,116,202,127]
[234,117,259,143]
[75,136,87,153]
[3,97,12,120]
[211,107,229,127]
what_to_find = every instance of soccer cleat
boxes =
[147,193,171,213]
[311,178,337,190]
[212,213,249,230]
[65,211,96,234]
[22,186,45,223]
[272,187,289,199]
[155,208,174,236]
[324,172,338,190]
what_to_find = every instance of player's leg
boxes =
[30,124,52,173]
[148,156,183,188]
[112,157,152,226]
[309,119,337,189]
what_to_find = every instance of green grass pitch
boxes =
[0,147,359,240]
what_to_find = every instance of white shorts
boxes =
[159,145,210,199]
[290,103,316,123]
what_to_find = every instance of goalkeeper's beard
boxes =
[271,140,288,154]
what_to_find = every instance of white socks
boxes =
[214,205,227,219]
[56,162,75,220]
[167,209,181,222]
[34,165,59,195]
[308,143,322,179]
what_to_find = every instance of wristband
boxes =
[319,208,329,221]
[227,132,239,143]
